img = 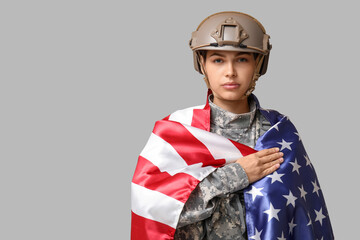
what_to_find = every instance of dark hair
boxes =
[198,50,207,61]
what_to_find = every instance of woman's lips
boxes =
[222,83,240,90]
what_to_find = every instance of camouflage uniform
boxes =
[174,95,271,240]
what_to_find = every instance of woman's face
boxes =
[203,50,256,111]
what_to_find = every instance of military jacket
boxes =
[174,96,271,240]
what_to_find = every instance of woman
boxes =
[131,11,334,240]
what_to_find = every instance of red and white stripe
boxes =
[168,104,205,125]
[131,105,256,239]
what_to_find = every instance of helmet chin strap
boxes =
[197,52,211,88]
[243,54,265,98]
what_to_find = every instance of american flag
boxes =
[131,96,334,240]
[244,108,334,240]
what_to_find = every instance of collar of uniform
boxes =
[208,94,257,129]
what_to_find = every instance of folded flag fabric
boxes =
[131,96,334,240]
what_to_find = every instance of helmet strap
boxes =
[244,54,265,97]
[197,52,211,88]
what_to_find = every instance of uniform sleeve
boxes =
[176,162,249,228]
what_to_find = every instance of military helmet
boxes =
[190,11,271,75]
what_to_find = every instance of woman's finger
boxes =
[255,147,280,158]
[262,157,284,170]
[260,151,284,163]
[262,162,281,177]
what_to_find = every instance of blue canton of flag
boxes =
[244,109,334,240]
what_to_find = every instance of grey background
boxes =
[1,0,358,239]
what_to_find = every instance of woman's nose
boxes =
[225,62,237,77]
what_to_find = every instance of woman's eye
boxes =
[213,59,223,63]
[237,58,248,62]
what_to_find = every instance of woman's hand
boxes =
[235,147,284,184]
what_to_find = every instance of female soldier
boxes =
[131,11,334,240]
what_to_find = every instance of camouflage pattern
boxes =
[174,96,271,240]
[210,96,258,148]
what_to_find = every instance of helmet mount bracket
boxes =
[210,17,249,47]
